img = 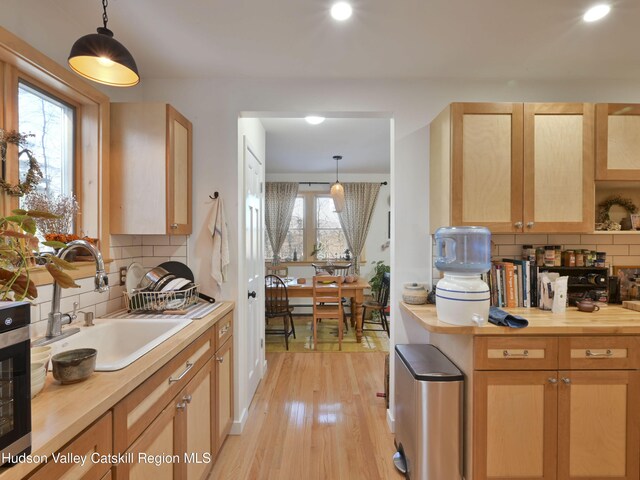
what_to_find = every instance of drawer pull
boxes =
[585,349,612,358]
[169,361,194,384]
[503,349,529,358]
[548,377,557,384]
[219,323,230,338]
[176,402,187,411]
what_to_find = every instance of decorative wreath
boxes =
[0,130,43,196]
[596,195,638,231]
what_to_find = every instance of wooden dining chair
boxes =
[312,275,344,350]
[265,275,296,350]
[266,265,288,278]
[312,263,352,276]
[362,272,390,336]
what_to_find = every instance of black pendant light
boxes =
[68,0,139,87]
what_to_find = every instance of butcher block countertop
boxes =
[401,302,640,335]
[0,302,234,480]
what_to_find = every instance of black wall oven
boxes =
[0,302,31,462]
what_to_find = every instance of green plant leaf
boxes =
[26,210,60,219]
[42,241,67,249]
[11,209,27,215]
[20,217,36,235]
[45,264,80,288]
[48,255,78,270]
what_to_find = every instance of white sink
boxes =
[48,317,192,371]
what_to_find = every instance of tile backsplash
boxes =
[29,234,189,339]
[432,233,640,281]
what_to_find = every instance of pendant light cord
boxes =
[102,0,109,29]
[333,155,342,182]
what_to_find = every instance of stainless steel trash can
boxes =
[394,344,463,480]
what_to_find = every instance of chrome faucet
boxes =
[33,240,109,346]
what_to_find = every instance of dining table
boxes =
[281,277,371,342]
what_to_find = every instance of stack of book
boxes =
[482,259,538,308]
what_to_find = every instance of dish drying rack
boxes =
[124,284,199,313]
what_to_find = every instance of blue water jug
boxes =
[434,226,491,274]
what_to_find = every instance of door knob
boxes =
[514,221,523,229]
[182,394,192,404]
[562,377,571,385]
[548,377,558,384]
[248,291,257,299]
[527,222,535,228]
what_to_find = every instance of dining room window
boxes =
[265,192,352,262]
[314,195,348,260]
[265,196,305,261]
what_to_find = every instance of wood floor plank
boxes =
[209,352,402,480]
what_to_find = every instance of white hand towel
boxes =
[208,197,230,286]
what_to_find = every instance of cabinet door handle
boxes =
[168,361,194,384]
[170,223,178,229]
[503,349,529,358]
[562,377,571,385]
[176,402,187,411]
[514,221,523,229]
[183,394,192,404]
[586,349,612,357]
[216,356,224,363]
[548,377,557,384]
[526,222,535,228]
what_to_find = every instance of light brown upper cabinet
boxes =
[110,103,193,235]
[430,102,594,234]
[595,103,640,181]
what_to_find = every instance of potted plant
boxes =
[369,260,390,297]
[0,209,80,300]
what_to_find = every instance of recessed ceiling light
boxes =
[305,116,325,125]
[331,2,353,21]
[583,4,611,22]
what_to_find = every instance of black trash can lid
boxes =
[395,344,464,382]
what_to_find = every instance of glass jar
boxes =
[575,249,585,267]
[536,247,545,266]
[564,250,576,267]
[554,245,562,266]
[544,246,556,267]
[595,251,607,267]
[522,244,535,262]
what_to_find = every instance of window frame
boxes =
[265,190,364,264]
[0,27,111,285]
[16,76,81,218]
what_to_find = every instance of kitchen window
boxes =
[18,81,76,199]
[265,192,351,262]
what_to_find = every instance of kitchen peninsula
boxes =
[401,302,640,480]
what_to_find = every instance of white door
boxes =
[244,137,265,400]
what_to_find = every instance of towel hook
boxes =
[209,192,219,200]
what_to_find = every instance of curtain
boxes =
[338,182,381,275]
[265,182,299,264]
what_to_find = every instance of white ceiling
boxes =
[5,0,640,80]
[261,118,390,174]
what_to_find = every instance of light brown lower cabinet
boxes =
[474,369,640,480]
[119,358,215,480]
[27,413,112,480]
[214,335,233,456]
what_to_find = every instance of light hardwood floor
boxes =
[209,352,403,480]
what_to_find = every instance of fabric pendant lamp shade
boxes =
[331,155,345,212]
[331,181,345,213]
[68,28,139,87]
